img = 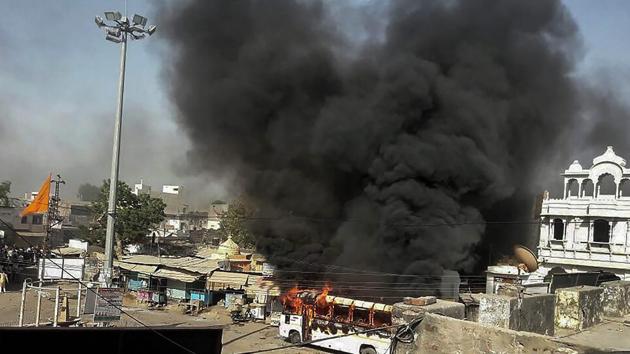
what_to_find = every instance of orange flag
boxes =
[20,174,51,217]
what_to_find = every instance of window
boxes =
[32,215,43,225]
[352,308,370,325]
[285,315,290,324]
[21,216,28,224]
[566,179,579,198]
[598,174,616,196]
[553,219,564,240]
[620,179,630,197]
[373,311,392,327]
[333,305,350,323]
[582,179,594,197]
[593,219,610,243]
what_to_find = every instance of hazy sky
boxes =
[0,0,629,206]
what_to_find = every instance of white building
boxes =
[133,179,152,195]
[207,201,228,230]
[162,185,182,195]
[538,146,630,279]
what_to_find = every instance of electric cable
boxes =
[235,322,404,354]
[0,216,198,354]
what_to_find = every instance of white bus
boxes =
[279,291,393,354]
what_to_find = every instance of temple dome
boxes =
[593,146,626,167]
[567,160,582,172]
[218,235,240,256]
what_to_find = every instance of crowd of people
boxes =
[0,245,40,264]
[0,245,44,287]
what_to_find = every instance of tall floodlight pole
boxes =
[95,11,157,286]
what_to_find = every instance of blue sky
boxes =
[0,0,629,205]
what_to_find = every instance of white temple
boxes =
[538,146,630,279]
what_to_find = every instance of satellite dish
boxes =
[513,244,538,272]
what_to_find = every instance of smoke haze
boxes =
[158,0,619,276]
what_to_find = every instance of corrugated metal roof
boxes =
[163,258,220,274]
[248,274,261,284]
[195,247,221,258]
[51,247,84,256]
[119,255,220,274]
[245,279,281,296]
[114,261,158,274]
[208,271,250,287]
[153,268,201,283]
[120,255,163,265]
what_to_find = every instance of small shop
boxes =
[153,268,206,302]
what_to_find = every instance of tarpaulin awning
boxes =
[208,271,250,287]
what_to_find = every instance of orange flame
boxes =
[280,286,303,314]
[316,284,332,308]
[280,285,333,316]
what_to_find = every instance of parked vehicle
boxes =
[278,290,393,354]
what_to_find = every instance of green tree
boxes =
[77,183,100,202]
[218,197,256,248]
[0,181,10,207]
[88,180,166,255]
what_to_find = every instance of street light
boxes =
[95,11,157,287]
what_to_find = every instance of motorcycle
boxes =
[231,308,255,324]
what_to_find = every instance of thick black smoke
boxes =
[158,0,583,278]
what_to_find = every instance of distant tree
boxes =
[77,183,100,202]
[218,197,256,248]
[0,181,10,207]
[88,180,166,256]
[76,225,99,246]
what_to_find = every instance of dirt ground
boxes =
[2,281,627,353]
[0,282,323,354]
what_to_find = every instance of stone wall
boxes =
[391,299,465,353]
[392,299,464,325]
[601,280,630,317]
[478,293,555,335]
[408,313,600,354]
[555,286,603,330]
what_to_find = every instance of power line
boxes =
[0,216,197,354]
[234,320,418,354]
[272,255,483,278]
[272,269,485,277]
[1,201,597,227]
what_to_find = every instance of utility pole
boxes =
[95,11,156,286]
[44,175,65,252]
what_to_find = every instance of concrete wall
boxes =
[478,293,555,336]
[555,286,603,330]
[392,299,464,325]
[391,300,465,353]
[601,280,630,317]
[408,313,596,354]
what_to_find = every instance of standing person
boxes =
[0,271,8,293]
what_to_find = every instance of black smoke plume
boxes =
[158,0,583,281]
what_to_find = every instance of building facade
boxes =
[538,146,630,279]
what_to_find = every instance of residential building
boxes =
[58,201,93,227]
[133,179,152,196]
[162,185,182,195]
[538,146,630,279]
[207,200,228,230]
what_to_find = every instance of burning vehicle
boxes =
[279,287,393,354]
